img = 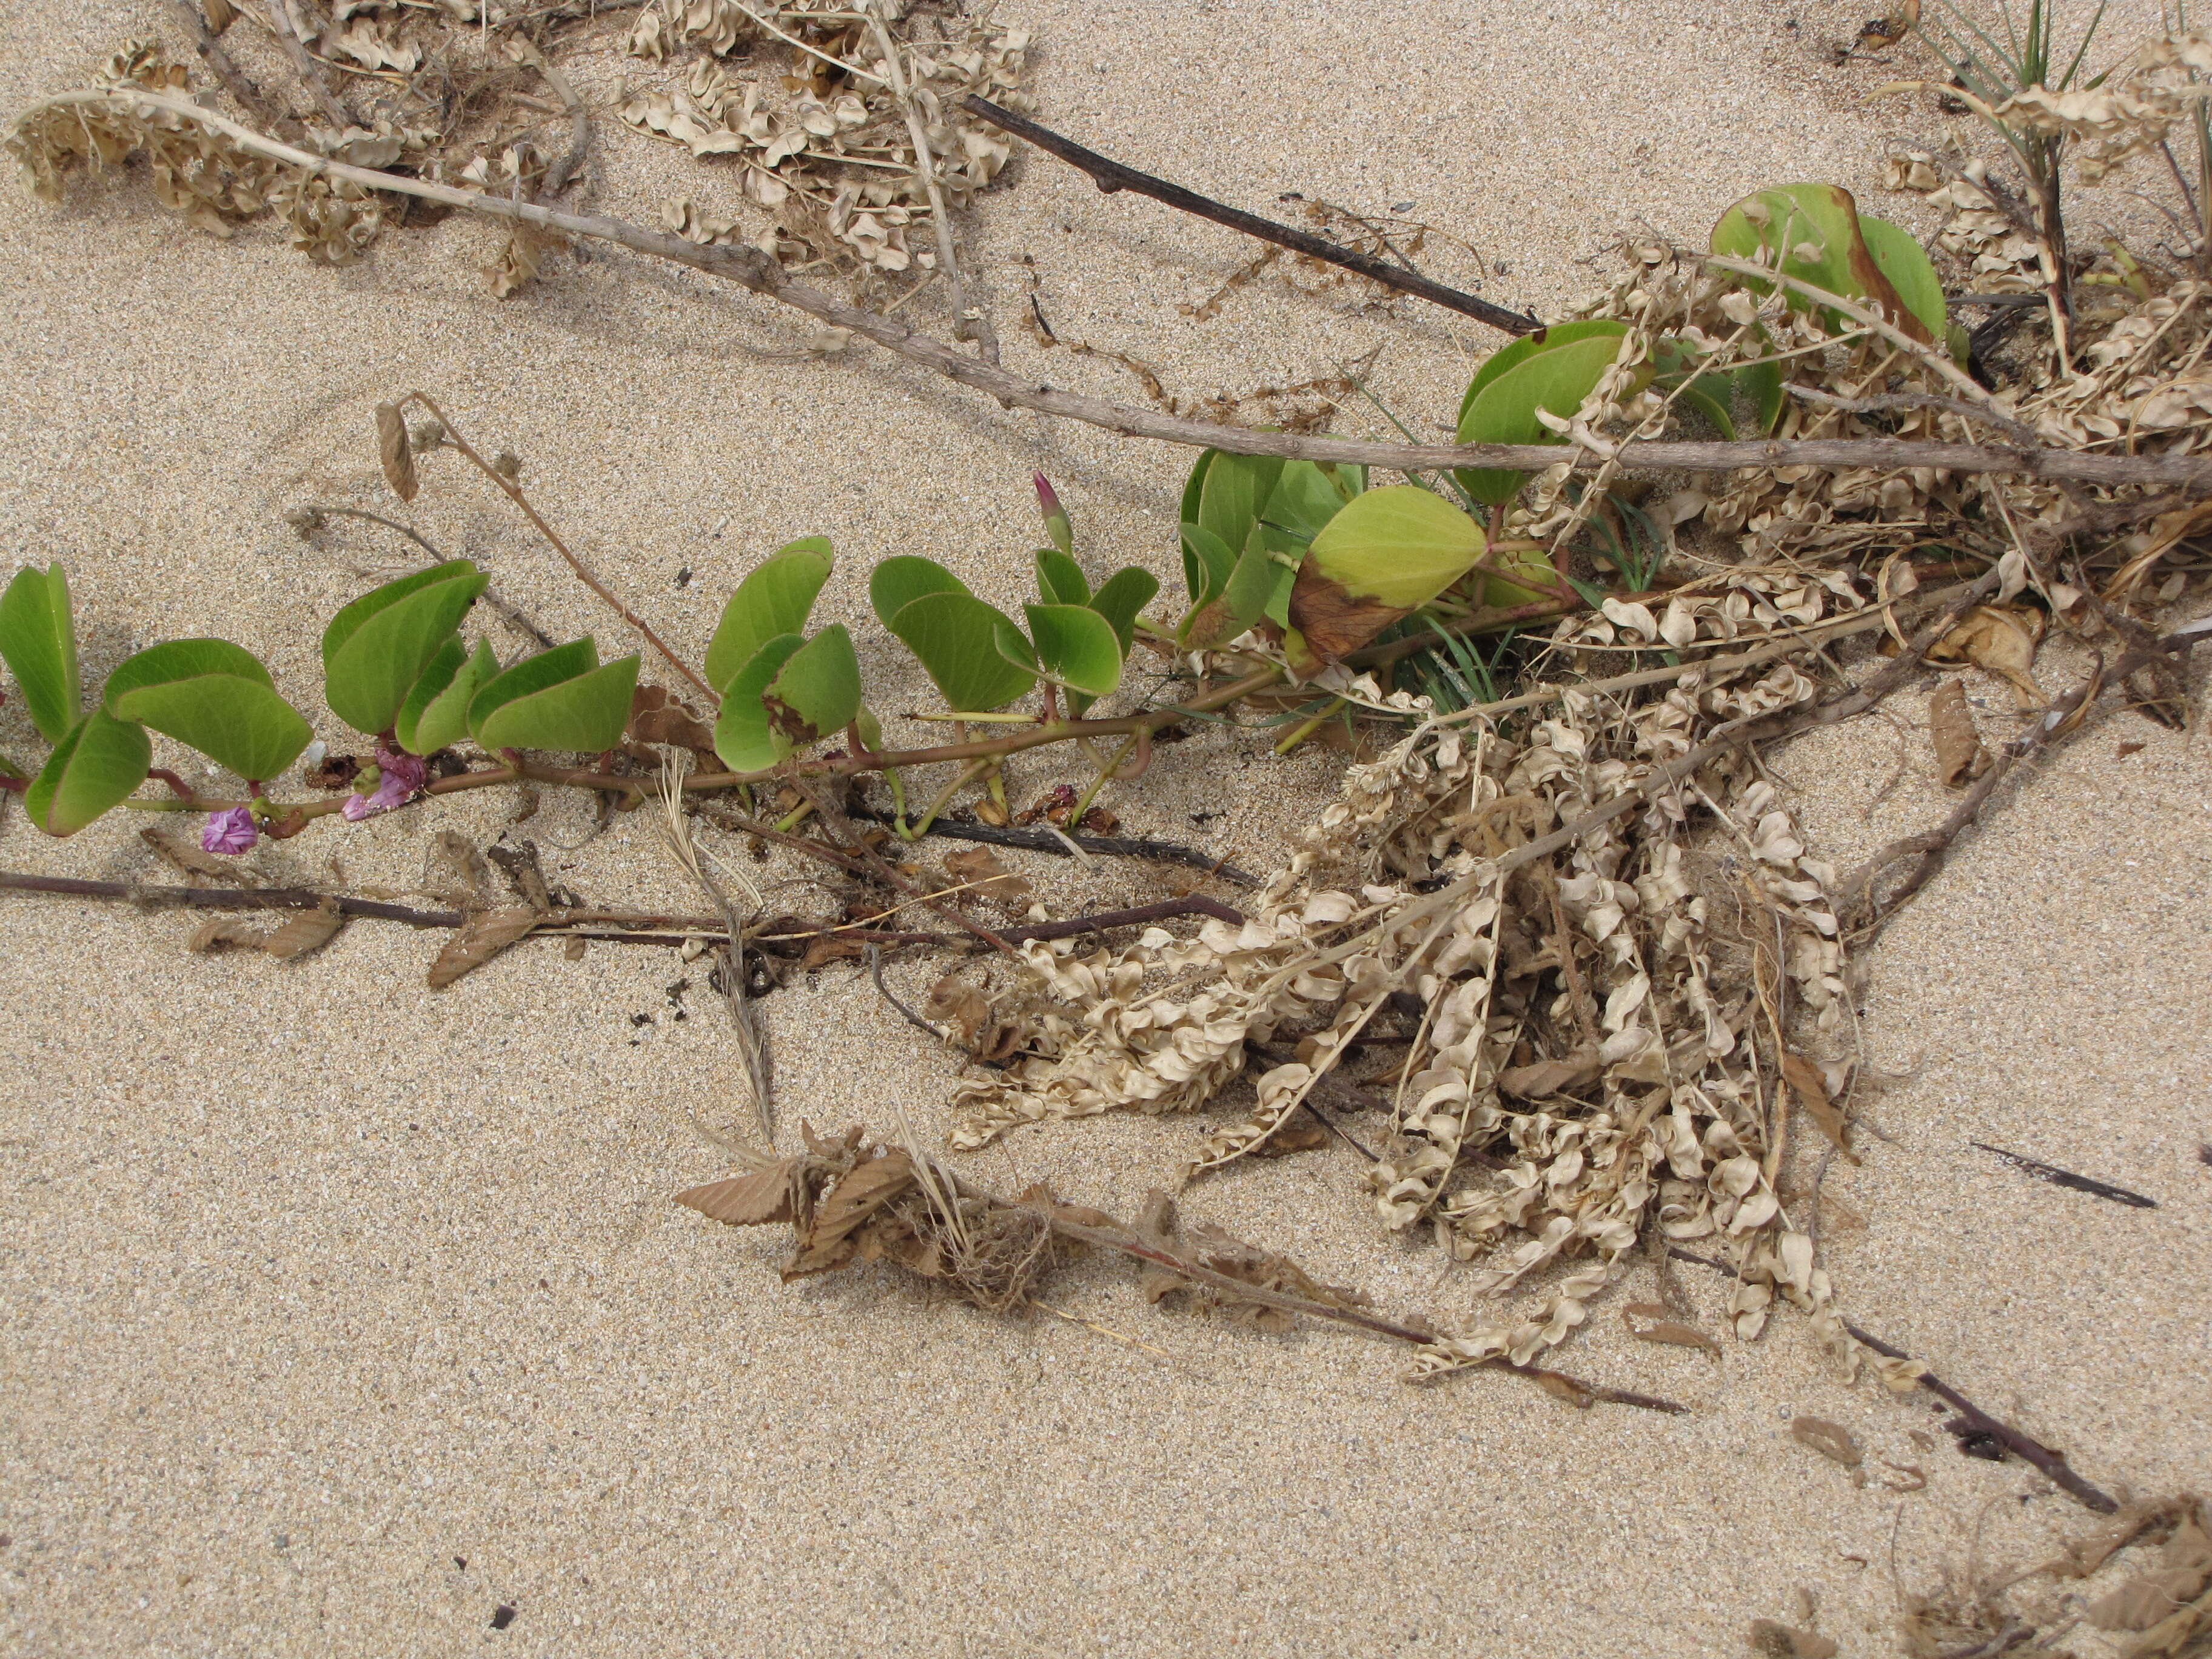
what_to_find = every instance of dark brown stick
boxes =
[960,95,1536,337]
[1971,1142,2157,1209]
[843,806,1259,886]
[0,871,462,927]
[1666,1246,2117,1512]
[73,94,2212,494]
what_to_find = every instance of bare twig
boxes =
[843,805,1259,885]
[1788,383,2043,447]
[258,0,352,130]
[0,870,462,926]
[1667,1245,2116,1512]
[1971,1142,2157,1208]
[404,394,719,703]
[167,0,280,126]
[961,95,1535,337]
[44,90,2212,495]
[864,940,945,1039]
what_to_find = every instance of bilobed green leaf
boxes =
[322,561,488,736]
[25,708,150,837]
[472,648,639,755]
[1022,604,1122,699]
[762,625,861,754]
[1179,522,1239,606]
[1196,452,1284,563]
[104,638,272,709]
[1737,355,1786,435]
[1457,320,1629,425]
[469,639,595,732]
[1087,567,1159,656]
[110,672,312,785]
[1710,183,1929,344]
[869,555,967,631]
[1259,460,1362,552]
[704,537,835,692]
[711,633,805,771]
[1036,548,1089,606]
[1453,333,1638,506]
[1856,214,1946,341]
[395,636,498,757]
[888,590,1036,712]
[1304,486,1486,608]
[1179,449,1218,599]
[0,565,79,743]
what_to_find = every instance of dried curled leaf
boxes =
[1789,1416,1865,1480]
[1928,605,2046,709]
[1747,1620,1838,1659]
[943,846,1031,909]
[1622,1301,1722,1356]
[376,401,418,503]
[1780,1050,1857,1161]
[1134,1190,1369,1333]
[427,906,540,988]
[187,916,272,953]
[262,902,344,960]
[674,1161,802,1227]
[1928,678,1990,787]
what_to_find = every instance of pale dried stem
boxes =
[34,91,2212,492]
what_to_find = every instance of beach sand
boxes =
[2,2,2208,1654]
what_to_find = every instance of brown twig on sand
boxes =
[960,95,1535,337]
[167,0,279,126]
[0,871,463,927]
[48,91,2212,498]
[402,393,720,704]
[843,806,1259,886]
[1667,1245,2116,1512]
[1838,615,2212,933]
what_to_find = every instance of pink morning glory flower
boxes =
[201,806,258,855]
[341,744,427,822]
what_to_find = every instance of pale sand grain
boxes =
[2,2,2207,1655]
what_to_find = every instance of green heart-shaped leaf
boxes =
[1289,486,1486,663]
[395,636,498,757]
[1022,603,1122,699]
[1036,548,1089,607]
[1453,333,1640,506]
[1259,460,1365,552]
[110,672,312,785]
[712,634,806,771]
[322,561,489,736]
[26,708,150,837]
[1179,522,1239,610]
[1855,214,1946,341]
[1456,320,1629,426]
[704,537,835,692]
[762,625,862,755]
[469,639,640,754]
[0,564,79,743]
[888,591,1036,712]
[869,555,967,631]
[1711,183,1928,344]
[1087,567,1159,657]
[104,638,272,709]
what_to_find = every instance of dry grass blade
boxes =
[651,755,771,1141]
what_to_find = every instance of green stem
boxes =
[1274,700,1343,756]
[909,760,991,840]
[1068,733,1139,825]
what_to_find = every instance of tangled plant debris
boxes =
[1,5,2209,1470]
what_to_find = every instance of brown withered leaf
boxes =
[187,917,270,953]
[263,902,344,960]
[783,1151,917,1279]
[142,825,254,883]
[1287,563,1408,663]
[943,846,1031,909]
[305,752,361,791]
[375,401,417,502]
[1134,1190,1369,1332]
[1622,1301,1722,1356]
[484,840,552,912]
[1928,605,2046,708]
[1781,1050,1858,1161]
[1498,1050,1602,1099]
[971,797,1010,826]
[626,683,718,754]
[1928,678,1990,787]
[925,973,991,1042]
[1790,1416,1866,1481]
[674,1161,803,1227]
[1527,1367,1595,1409]
[799,933,866,971]
[1245,1113,1331,1157]
[1747,1620,1838,1659]
[423,829,489,908]
[201,0,239,32]
[427,906,540,988]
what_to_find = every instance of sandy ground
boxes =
[3,2,2208,1654]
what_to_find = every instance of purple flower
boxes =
[201,806,259,856]
[1034,472,1072,555]
[341,744,427,822]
